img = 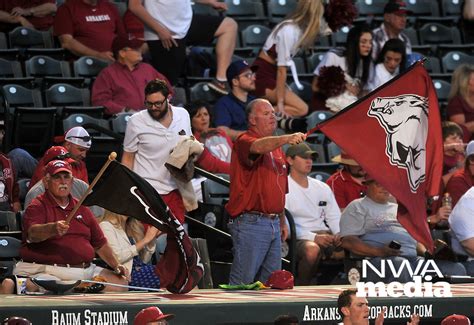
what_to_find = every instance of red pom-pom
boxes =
[324,0,358,31]
[317,65,346,98]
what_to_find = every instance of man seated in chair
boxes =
[12,160,128,293]
[284,142,342,285]
[340,176,466,283]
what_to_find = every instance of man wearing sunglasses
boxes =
[122,79,192,224]
[63,126,92,184]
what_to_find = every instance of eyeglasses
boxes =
[145,99,167,108]
[239,72,256,79]
[67,135,91,142]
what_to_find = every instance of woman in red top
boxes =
[447,64,474,141]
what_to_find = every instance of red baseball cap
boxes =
[44,160,72,176]
[43,146,71,164]
[2,316,32,325]
[265,270,294,290]
[441,315,471,325]
[133,307,174,325]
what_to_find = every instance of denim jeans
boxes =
[228,213,281,285]
[8,148,38,179]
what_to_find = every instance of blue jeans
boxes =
[8,148,38,179]
[228,213,281,285]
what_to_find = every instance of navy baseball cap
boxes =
[384,1,412,15]
[226,60,258,82]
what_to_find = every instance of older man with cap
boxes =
[12,160,128,293]
[133,306,174,325]
[92,35,173,116]
[285,142,342,285]
[213,60,257,140]
[326,151,367,210]
[372,1,413,61]
[226,98,306,285]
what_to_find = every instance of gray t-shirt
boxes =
[340,196,417,257]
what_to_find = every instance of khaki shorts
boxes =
[13,261,103,281]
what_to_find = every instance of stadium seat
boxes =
[23,48,66,61]
[0,77,36,89]
[0,236,21,277]
[307,52,326,73]
[306,111,334,132]
[423,56,442,74]
[267,0,297,24]
[308,171,331,182]
[223,0,266,30]
[25,56,71,79]
[8,106,59,157]
[73,56,109,81]
[0,49,20,61]
[354,0,386,16]
[241,24,272,48]
[0,32,7,49]
[331,26,350,46]
[8,27,53,48]
[62,113,110,136]
[201,174,230,206]
[189,82,221,105]
[45,83,90,107]
[441,0,462,16]
[405,0,440,16]
[403,27,419,46]
[419,23,462,45]
[1,84,43,110]
[289,81,312,104]
[111,112,133,134]
[441,51,474,73]
[0,59,23,78]
[61,106,105,119]
[191,2,220,16]
[433,79,451,102]
[170,86,187,107]
[437,44,474,59]
[0,212,19,232]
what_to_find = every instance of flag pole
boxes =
[65,152,117,224]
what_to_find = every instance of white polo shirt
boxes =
[123,106,192,194]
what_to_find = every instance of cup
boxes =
[15,276,27,294]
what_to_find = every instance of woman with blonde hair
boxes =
[252,0,357,118]
[100,210,161,289]
[447,64,474,141]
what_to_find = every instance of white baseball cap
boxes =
[64,126,92,149]
[466,140,474,157]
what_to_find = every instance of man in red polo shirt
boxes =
[326,152,367,210]
[226,98,305,285]
[53,0,125,62]
[13,160,127,292]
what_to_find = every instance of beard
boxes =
[147,100,169,121]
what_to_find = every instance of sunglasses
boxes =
[145,99,167,108]
[67,135,91,142]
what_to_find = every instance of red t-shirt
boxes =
[0,0,55,32]
[225,130,288,217]
[447,96,474,141]
[20,192,106,265]
[53,0,125,53]
[326,169,366,209]
[445,168,474,207]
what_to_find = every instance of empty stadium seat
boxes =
[73,56,109,81]
[45,83,90,107]
[23,48,66,61]
[289,81,312,104]
[0,59,23,78]
[267,0,297,24]
[441,51,474,73]
[419,23,462,45]
[332,26,350,46]
[25,56,71,79]
[189,82,221,105]
[8,27,53,48]
[0,236,21,277]
[354,0,386,16]
[223,0,266,30]
[306,111,334,132]
[1,84,43,110]
[241,24,272,49]
[111,112,133,134]
[433,79,451,102]
[423,56,442,74]
[405,0,440,16]
[0,32,6,49]
[441,0,462,16]
[307,52,326,72]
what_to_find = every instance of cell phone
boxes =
[389,240,401,250]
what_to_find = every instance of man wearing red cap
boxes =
[372,1,413,61]
[326,152,367,210]
[133,306,174,325]
[92,36,173,116]
[12,160,127,293]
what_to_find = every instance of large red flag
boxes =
[310,62,442,251]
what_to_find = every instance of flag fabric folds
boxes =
[310,62,442,251]
[83,160,204,293]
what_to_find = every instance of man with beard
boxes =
[326,152,367,211]
[214,60,257,140]
[122,79,192,224]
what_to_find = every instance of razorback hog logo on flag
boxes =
[307,61,442,252]
[368,94,428,193]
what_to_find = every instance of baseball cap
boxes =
[65,127,92,149]
[441,315,471,325]
[265,270,294,290]
[226,60,258,82]
[112,36,143,56]
[384,1,412,15]
[466,141,474,156]
[43,146,71,164]
[133,307,174,325]
[2,317,32,325]
[285,143,318,159]
[44,160,72,176]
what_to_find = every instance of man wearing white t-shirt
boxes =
[122,79,192,224]
[128,0,237,93]
[285,142,342,285]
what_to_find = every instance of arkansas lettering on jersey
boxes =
[85,14,111,22]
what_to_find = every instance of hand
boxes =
[333,234,342,247]
[444,142,465,154]
[96,51,115,62]
[210,0,228,11]
[286,132,306,145]
[12,202,21,213]
[432,206,451,224]
[157,27,178,50]
[407,314,420,325]
[55,220,69,237]
[314,234,334,248]
[114,264,129,279]
[280,222,289,242]
[375,307,386,325]
[11,7,29,17]
[144,226,160,243]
